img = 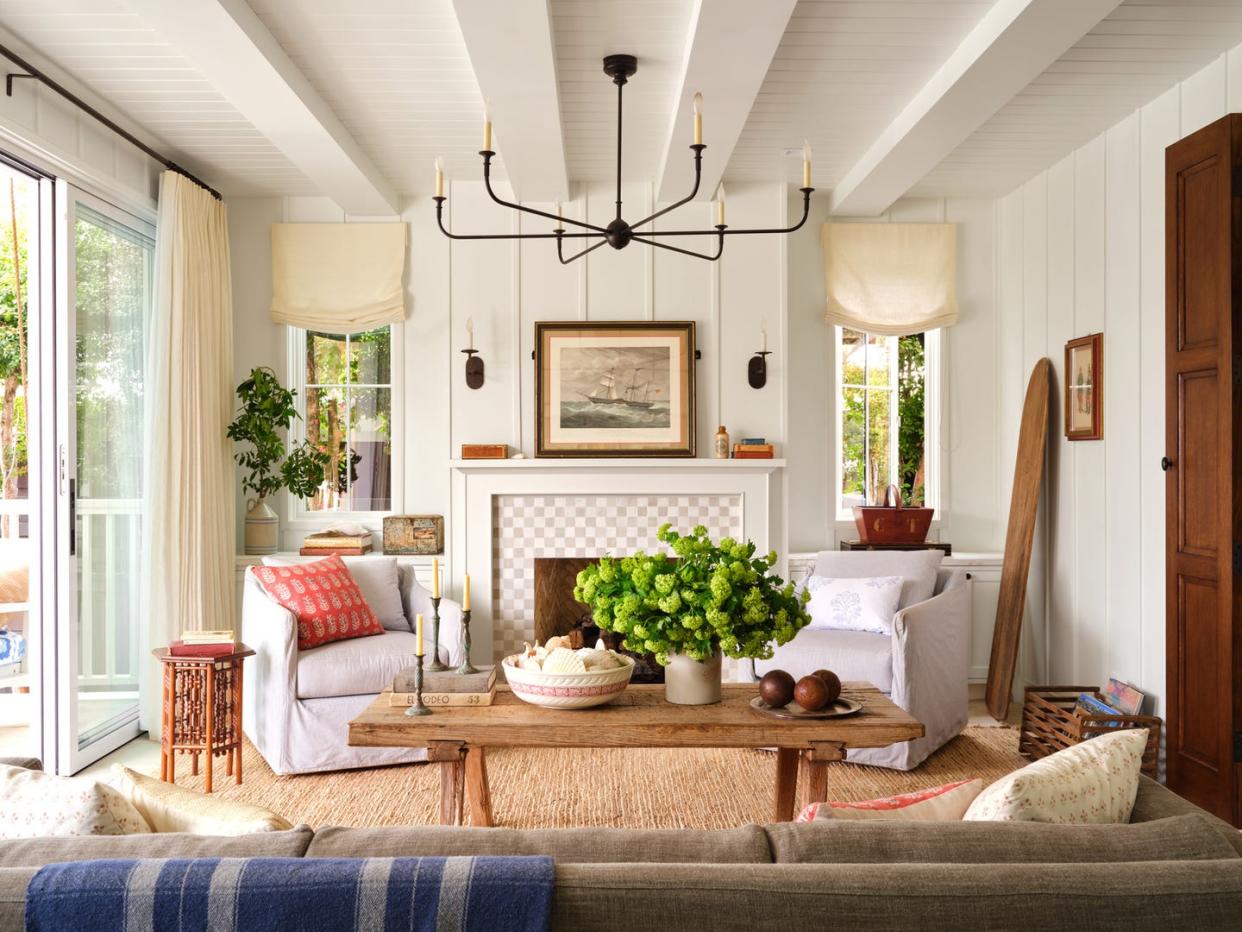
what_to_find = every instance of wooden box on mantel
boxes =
[382,515,444,555]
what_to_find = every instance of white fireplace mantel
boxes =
[450,458,786,665]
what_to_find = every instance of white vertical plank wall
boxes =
[994,47,1242,715]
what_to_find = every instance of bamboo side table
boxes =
[153,644,254,793]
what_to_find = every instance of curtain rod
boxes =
[0,43,222,200]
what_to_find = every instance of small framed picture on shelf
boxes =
[534,321,696,457]
[1064,332,1102,441]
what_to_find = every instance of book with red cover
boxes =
[732,450,775,459]
[168,640,237,658]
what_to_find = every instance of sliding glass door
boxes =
[55,183,153,772]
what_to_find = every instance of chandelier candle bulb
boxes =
[693,91,703,145]
[716,198,725,227]
[802,140,812,188]
[434,156,444,198]
[483,116,492,151]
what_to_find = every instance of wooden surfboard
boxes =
[986,358,1052,721]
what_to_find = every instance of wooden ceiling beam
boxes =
[450,0,568,204]
[654,0,797,204]
[124,0,398,215]
[829,0,1122,217]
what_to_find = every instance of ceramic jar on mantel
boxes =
[244,497,279,555]
[664,650,723,705]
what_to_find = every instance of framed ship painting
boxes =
[1064,332,1103,441]
[535,321,696,457]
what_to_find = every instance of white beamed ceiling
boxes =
[0,0,1238,204]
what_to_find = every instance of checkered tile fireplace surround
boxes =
[449,459,787,674]
[491,494,742,660]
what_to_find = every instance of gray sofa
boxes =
[0,774,1239,930]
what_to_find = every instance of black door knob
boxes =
[1161,456,1174,471]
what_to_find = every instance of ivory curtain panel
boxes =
[270,222,407,332]
[821,222,958,336]
[141,172,236,739]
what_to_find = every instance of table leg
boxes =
[429,741,466,826]
[465,747,494,827]
[234,660,245,786]
[159,665,170,782]
[801,742,845,812]
[774,747,800,822]
[204,663,214,794]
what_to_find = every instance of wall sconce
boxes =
[748,323,771,389]
[463,317,484,389]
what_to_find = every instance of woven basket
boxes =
[1018,685,1161,778]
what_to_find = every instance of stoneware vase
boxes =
[665,650,722,705]
[244,496,279,556]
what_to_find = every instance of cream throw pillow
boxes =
[798,779,983,822]
[0,764,150,837]
[111,766,293,835]
[964,729,1148,824]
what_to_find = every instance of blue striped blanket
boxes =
[25,855,554,932]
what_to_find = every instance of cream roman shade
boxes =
[270,222,407,332]
[821,222,958,336]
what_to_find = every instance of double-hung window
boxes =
[835,327,938,519]
[288,326,394,515]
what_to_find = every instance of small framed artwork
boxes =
[535,321,696,457]
[1064,333,1103,441]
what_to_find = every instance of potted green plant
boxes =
[227,367,329,555]
[574,524,812,704]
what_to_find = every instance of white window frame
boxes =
[832,326,940,523]
[284,323,404,530]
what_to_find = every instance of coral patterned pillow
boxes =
[963,728,1148,824]
[796,779,983,822]
[251,554,385,650]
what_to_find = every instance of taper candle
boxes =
[463,574,471,611]
[416,613,424,656]
[692,92,703,145]
[715,197,725,227]
[432,557,441,598]
[434,156,444,198]
[802,139,812,188]
[483,115,492,151]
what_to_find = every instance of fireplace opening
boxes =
[532,557,664,683]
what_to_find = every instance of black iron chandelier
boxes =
[432,54,815,263]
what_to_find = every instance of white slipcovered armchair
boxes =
[242,560,465,775]
[755,550,969,771]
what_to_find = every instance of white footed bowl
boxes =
[502,654,636,709]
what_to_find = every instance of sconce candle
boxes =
[462,319,484,389]
[434,156,444,198]
[802,140,812,189]
[692,91,703,145]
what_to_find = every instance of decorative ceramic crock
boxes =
[665,650,722,705]
[244,496,279,555]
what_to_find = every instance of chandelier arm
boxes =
[479,152,608,234]
[557,235,609,265]
[630,231,724,262]
[637,188,815,238]
[627,144,706,232]
[434,198,597,240]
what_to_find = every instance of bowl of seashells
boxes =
[503,636,636,709]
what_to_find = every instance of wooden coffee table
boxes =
[349,682,922,825]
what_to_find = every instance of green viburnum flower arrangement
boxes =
[573,524,812,665]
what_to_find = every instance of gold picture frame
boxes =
[535,321,696,457]
[1065,332,1103,441]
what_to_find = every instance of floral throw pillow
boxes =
[963,729,1148,824]
[804,575,903,636]
[251,554,385,651]
[0,765,150,837]
[797,779,983,822]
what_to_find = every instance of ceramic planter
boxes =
[244,497,279,555]
[664,650,722,705]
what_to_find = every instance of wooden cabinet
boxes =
[1164,114,1242,825]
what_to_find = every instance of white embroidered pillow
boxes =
[804,575,903,636]
[797,779,983,822]
[0,764,151,837]
[963,729,1148,824]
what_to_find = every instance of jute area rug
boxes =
[175,727,1023,830]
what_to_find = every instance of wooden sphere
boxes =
[759,670,796,708]
[794,675,830,712]
[811,669,842,704]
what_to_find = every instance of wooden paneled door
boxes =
[1165,114,1242,825]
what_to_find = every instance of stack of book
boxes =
[169,629,237,658]
[300,530,373,556]
[732,438,775,459]
[389,665,497,708]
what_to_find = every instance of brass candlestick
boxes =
[405,651,431,716]
[427,596,447,672]
[458,609,478,675]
